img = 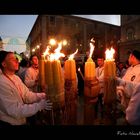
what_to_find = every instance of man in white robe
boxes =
[0,51,52,125]
[24,55,39,92]
[95,56,104,119]
[117,78,140,125]
[117,50,140,110]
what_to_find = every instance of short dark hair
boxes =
[29,55,38,61]
[131,50,140,61]
[0,51,13,69]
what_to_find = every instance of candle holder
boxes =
[84,77,100,99]
[84,77,101,125]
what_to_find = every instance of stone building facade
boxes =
[119,15,140,62]
[26,15,120,61]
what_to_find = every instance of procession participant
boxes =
[0,51,52,126]
[24,55,39,92]
[95,55,104,119]
[117,50,140,110]
[117,78,140,125]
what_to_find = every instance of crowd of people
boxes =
[1,48,140,126]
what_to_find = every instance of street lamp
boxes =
[49,38,56,46]
[62,39,67,46]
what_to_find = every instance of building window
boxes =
[49,16,56,26]
[126,27,135,40]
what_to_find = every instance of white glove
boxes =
[44,100,53,110]
[39,99,53,111]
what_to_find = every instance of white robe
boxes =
[0,74,46,125]
[117,78,140,125]
[95,66,104,94]
[126,83,140,125]
[122,64,140,83]
[117,64,140,109]
[24,67,39,92]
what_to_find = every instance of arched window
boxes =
[126,27,135,40]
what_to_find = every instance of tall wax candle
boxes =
[104,48,116,78]
[85,41,96,80]
[85,57,96,80]
[104,47,116,105]
[64,49,78,97]
[44,43,65,108]
[64,49,78,80]
[39,54,46,89]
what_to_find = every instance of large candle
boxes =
[84,39,100,98]
[104,47,116,104]
[64,49,78,80]
[44,43,65,108]
[64,49,78,98]
[85,57,96,80]
[38,54,46,91]
[64,49,78,125]
[104,48,116,78]
[85,39,96,79]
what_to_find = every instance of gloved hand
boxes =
[39,99,53,111]
[44,99,53,110]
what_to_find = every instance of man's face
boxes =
[97,58,104,67]
[2,53,19,72]
[31,56,38,65]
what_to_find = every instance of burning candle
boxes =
[104,47,116,105]
[64,49,78,125]
[64,49,78,80]
[104,48,116,78]
[84,38,100,98]
[44,43,65,108]
[85,40,95,80]
[38,54,46,91]
[64,49,78,98]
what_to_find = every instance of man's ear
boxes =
[1,61,6,67]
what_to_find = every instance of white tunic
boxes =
[95,66,104,94]
[24,67,39,92]
[122,64,140,83]
[117,79,140,125]
[0,74,46,125]
[117,64,140,109]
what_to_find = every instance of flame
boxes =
[69,49,78,60]
[105,47,115,60]
[78,68,80,71]
[43,46,50,56]
[43,43,65,61]
[89,42,95,58]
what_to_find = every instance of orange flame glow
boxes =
[43,42,65,61]
[89,38,95,58]
[105,47,115,60]
[69,49,78,60]
[43,46,50,56]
